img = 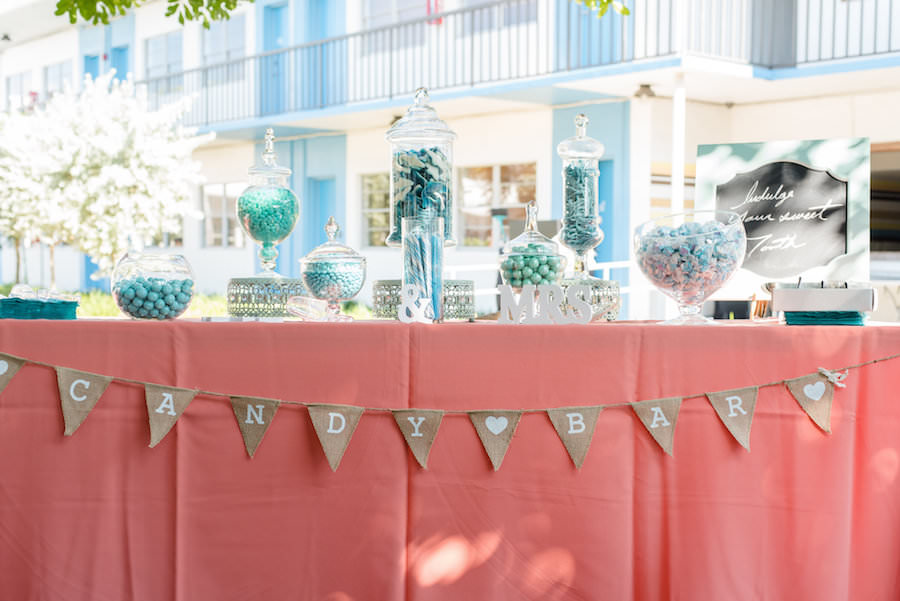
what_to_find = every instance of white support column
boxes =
[671,71,686,213]
[629,95,652,320]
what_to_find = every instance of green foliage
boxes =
[574,0,631,17]
[54,0,250,27]
[76,290,229,318]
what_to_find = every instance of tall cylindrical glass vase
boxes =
[402,215,444,322]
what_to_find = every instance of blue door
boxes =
[110,45,129,80]
[262,4,288,115]
[303,177,337,255]
[84,55,100,79]
[594,159,614,263]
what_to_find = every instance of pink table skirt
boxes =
[1,320,900,601]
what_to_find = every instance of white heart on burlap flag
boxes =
[468,410,522,471]
[786,374,835,433]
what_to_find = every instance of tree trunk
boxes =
[49,244,56,290]
[14,238,21,284]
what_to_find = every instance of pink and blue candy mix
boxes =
[636,221,743,304]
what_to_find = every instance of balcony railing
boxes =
[135,0,900,128]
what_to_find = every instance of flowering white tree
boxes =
[0,110,49,283]
[0,71,213,284]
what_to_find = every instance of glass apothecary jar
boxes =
[557,114,605,279]
[499,202,566,292]
[237,128,300,276]
[385,88,456,247]
[300,217,367,321]
[112,252,195,320]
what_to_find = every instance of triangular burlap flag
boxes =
[546,406,603,469]
[392,409,444,469]
[706,386,759,451]
[468,410,522,471]
[57,367,112,436]
[632,397,682,456]
[145,384,196,448]
[0,353,25,394]
[308,404,365,471]
[230,396,280,458]
[786,374,834,433]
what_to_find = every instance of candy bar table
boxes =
[1,320,900,601]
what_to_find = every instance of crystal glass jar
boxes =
[300,217,366,321]
[499,201,566,291]
[111,252,195,320]
[557,114,605,279]
[634,210,746,324]
[385,88,455,247]
[237,128,300,276]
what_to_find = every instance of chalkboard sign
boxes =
[715,161,847,278]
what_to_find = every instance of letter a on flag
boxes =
[145,384,196,448]
[632,397,681,456]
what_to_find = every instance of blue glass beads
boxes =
[113,277,194,320]
[500,245,563,290]
[302,262,365,301]
[237,186,299,245]
[562,161,604,253]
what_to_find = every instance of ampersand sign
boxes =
[398,285,429,323]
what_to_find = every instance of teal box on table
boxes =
[0,298,78,320]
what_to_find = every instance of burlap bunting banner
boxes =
[632,397,682,456]
[145,384,196,448]
[546,406,603,469]
[1,348,871,465]
[786,374,834,433]
[57,367,112,436]
[706,386,759,451]
[0,353,25,394]
[308,404,365,471]
[230,396,280,458]
[392,409,444,469]
[469,410,522,471]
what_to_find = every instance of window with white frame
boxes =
[461,0,537,34]
[6,71,31,111]
[146,31,183,78]
[202,183,246,248]
[203,14,246,85]
[203,15,246,64]
[146,31,184,95]
[43,61,72,99]
[362,173,391,247]
[363,0,429,52]
[458,162,536,246]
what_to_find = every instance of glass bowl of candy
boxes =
[634,210,746,324]
[499,201,566,291]
[300,217,366,321]
[112,252,195,320]
[237,128,300,277]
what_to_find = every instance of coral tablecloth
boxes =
[2,320,900,601]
